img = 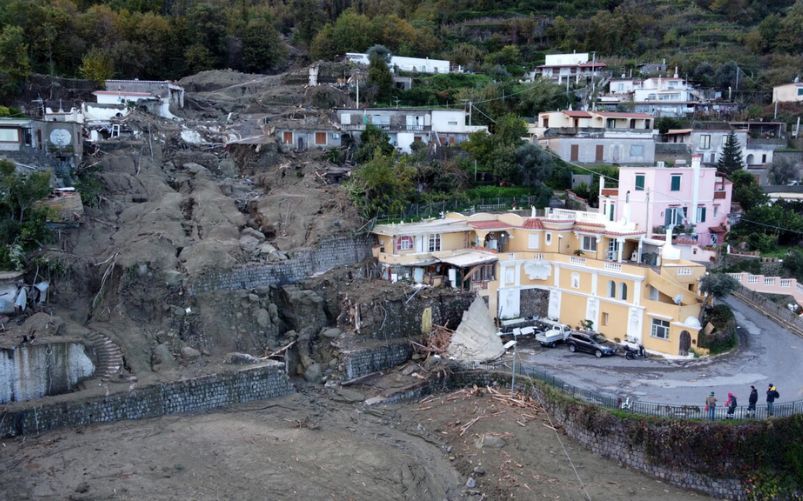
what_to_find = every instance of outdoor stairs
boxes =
[81,331,124,384]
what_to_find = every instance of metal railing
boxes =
[473,362,803,421]
[374,196,544,224]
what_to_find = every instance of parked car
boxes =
[566,332,617,358]
[535,320,572,347]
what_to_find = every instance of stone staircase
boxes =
[83,331,124,381]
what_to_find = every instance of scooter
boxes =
[623,344,646,360]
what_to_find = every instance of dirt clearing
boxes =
[0,387,708,500]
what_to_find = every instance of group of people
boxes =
[704,384,780,420]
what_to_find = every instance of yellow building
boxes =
[372,208,706,357]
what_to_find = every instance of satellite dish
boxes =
[673,294,683,305]
[49,128,71,147]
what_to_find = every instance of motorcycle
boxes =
[623,344,646,360]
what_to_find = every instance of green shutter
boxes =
[635,175,645,191]
[671,175,681,191]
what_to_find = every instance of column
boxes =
[617,238,624,263]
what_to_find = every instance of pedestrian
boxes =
[705,391,717,420]
[766,384,780,417]
[748,385,758,418]
[725,392,737,419]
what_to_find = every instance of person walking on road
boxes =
[705,391,717,420]
[725,392,737,419]
[766,384,780,417]
[748,385,758,418]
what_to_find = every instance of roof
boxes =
[372,219,471,236]
[0,119,31,127]
[593,111,653,119]
[665,129,692,135]
[537,63,606,68]
[468,220,510,230]
[439,250,498,268]
[94,90,154,97]
[562,111,592,118]
[521,218,544,229]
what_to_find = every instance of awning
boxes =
[440,251,498,268]
[641,238,667,246]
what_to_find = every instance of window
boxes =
[713,205,719,217]
[665,207,686,226]
[528,234,540,249]
[447,121,458,126]
[697,206,707,223]
[651,318,670,339]
[395,236,413,251]
[629,144,644,157]
[620,283,628,301]
[315,131,326,145]
[608,281,616,298]
[648,286,659,301]
[670,174,681,191]
[546,232,552,245]
[602,312,609,326]
[798,88,803,96]
[479,264,495,281]
[581,235,597,252]
[700,134,711,149]
[428,234,441,252]
[635,174,645,191]
[762,154,767,163]
[571,272,580,289]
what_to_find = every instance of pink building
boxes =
[598,155,732,249]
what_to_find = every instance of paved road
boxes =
[515,295,803,406]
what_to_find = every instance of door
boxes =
[679,330,691,356]
[315,131,326,145]
[570,144,579,161]
[283,131,292,144]
[595,144,604,162]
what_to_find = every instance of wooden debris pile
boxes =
[410,324,453,356]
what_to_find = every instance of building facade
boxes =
[372,209,706,357]
[336,108,487,153]
[529,52,606,84]
[772,82,803,103]
[598,155,732,258]
[345,53,451,74]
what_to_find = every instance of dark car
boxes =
[566,332,617,358]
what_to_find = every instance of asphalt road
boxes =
[515,295,803,406]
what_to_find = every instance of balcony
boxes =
[340,123,431,132]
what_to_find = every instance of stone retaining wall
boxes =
[342,341,413,380]
[191,236,374,294]
[0,361,293,438]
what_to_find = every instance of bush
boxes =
[700,304,737,354]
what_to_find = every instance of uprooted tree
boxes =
[0,160,52,270]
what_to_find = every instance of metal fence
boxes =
[475,362,803,421]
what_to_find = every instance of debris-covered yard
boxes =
[1,387,705,500]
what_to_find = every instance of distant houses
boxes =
[345,52,452,74]
[772,81,803,103]
[527,52,606,84]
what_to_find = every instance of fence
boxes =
[731,285,803,337]
[374,196,545,225]
[475,361,803,421]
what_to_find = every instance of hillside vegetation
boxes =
[0,0,801,103]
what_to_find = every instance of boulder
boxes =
[181,346,201,360]
[256,308,270,328]
[225,352,261,364]
[321,327,342,339]
[278,285,327,333]
[241,227,266,242]
[152,343,177,370]
[304,363,322,383]
[239,234,262,254]
[474,433,506,449]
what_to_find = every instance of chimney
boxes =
[674,66,679,79]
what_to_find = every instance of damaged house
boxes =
[96,79,185,119]
[372,208,708,357]
[270,112,343,151]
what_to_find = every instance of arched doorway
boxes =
[679,330,691,356]
[746,154,754,165]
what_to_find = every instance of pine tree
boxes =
[717,130,744,175]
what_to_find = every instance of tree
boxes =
[463,114,527,183]
[79,48,115,84]
[700,273,739,306]
[768,157,800,185]
[0,25,30,97]
[367,45,393,104]
[347,151,415,218]
[717,131,744,175]
[241,15,287,73]
[730,170,766,211]
[0,160,52,270]
[515,143,555,188]
[354,124,393,164]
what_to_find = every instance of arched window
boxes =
[608,281,616,298]
[620,283,628,301]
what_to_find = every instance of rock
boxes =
[321,328,342,339]
[239,234,262,254]
[182,162,209,175]
[225,352,261,364]
[473,466,486,476]
[300,353,315,370]
[278,285,327,333]
[256,308,270,328]
[248,293,260,303]
[181,346,201,360]
[152,343,177,370]
[217,158,238,178]
[268,303,279,323]
[22,312,65,337]
[172,306,185,317]
[75,482,90,493]
[474,433,506,449]
[258,242,278,256]
[241,227,266,242]
[304,363,322,383]
[163,270,183,287]
[465,477,476,489]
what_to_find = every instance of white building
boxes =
[528,52,606,84]
[600,70,704,117]
[772,81,803,103]
[345,53,451,74]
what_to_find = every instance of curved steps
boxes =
[84,331,124,381]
